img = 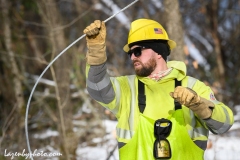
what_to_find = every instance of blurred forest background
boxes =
[0,0,240,159]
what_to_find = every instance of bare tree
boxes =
[37,0,78,159]
[163,0,185,61]
[1,0,24,115]
[0,0,25,149]
[205,0,226,89]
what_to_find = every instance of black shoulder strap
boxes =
[138,80,146,113]
[174,79,182,110]
[138,79,182,113]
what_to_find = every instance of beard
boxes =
[133,57,157,77]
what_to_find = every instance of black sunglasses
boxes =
[127,46,150,58]
[153,118,172,159]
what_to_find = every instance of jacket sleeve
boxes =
[193,80,234,134]
[86,63,115,104]
[86,63,132,118]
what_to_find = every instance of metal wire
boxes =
[25,0,139,159]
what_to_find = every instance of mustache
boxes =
[132,59,141,64]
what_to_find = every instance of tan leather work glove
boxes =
[170,86,214,119]
[83,20,107,65]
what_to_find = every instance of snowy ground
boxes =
[204,136,240,160]
[204,123,240,160]
[76,120,119,160]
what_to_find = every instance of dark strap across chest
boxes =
[138,79,182,113]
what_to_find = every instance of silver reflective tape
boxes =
[212,99,221,105]
[127,75,137,131]
[219,122,231,134]
[188,130,194,138]
[219,107,231,133]
[190,110,196,126]
[188,110,209,138]
[116,128,134,140]
[189,110,196,138]
[111,78,121,115]
[87,75,111,91]
[223,106,230,124]
[194,126,209,137]
[189,126,208,139]
[187,77,197,89]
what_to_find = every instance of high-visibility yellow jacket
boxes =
[86,61,234,159]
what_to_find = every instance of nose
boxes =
[130,53,137,60]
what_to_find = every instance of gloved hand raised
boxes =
[83,20,107,65]
[170,86,214,119]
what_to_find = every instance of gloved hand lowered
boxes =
[170,86,214,119]
[83,20,107,65]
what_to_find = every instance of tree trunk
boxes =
[37,0,78,159]
[1,0,25,148]
[210,0,226,88]
[204,0,225,101]
[163,0,185,61]
[1,0,24,113]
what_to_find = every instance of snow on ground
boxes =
[205,135,240,160]
[204,118,240,160]
[76,120,118,160]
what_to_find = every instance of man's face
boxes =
[130,46,157,77]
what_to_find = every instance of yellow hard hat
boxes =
[123,19,176,52]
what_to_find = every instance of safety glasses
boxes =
[127,46,150,58]
[153,118,172,159]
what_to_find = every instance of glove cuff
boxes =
[86,42,107,65]
[189,97,214,119]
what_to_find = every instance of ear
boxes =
[156,53,162,59]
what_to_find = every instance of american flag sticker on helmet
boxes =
[154,28,163,34]
[210,93,216,100]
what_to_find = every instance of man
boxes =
[83,19,234,160]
